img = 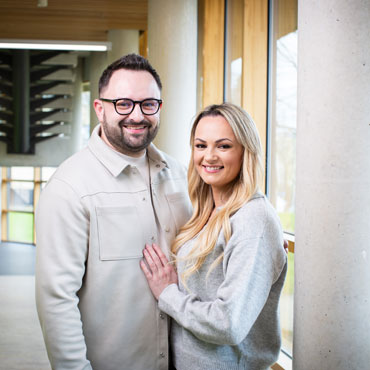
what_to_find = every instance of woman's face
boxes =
[193,115,244,195]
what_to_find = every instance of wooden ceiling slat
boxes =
[0,0,147,41]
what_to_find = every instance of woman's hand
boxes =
[140,243,178,300]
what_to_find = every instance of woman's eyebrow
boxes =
[215,138,233,143]
[195,138,233,143]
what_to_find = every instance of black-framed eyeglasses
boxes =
[100,98,163,116]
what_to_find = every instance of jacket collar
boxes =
[88,124,169,178]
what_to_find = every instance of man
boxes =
[35,54,192,370]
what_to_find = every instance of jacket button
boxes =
[160,313,165,319]
[159,352,165,358]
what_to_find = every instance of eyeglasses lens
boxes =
[115,99,159,115]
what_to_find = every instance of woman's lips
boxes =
[202,165,224,173]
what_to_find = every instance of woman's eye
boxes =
[195,144,206,149]
[219,144,231,149]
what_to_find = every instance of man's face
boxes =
[94,69,161,157]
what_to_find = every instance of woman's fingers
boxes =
[140,244,177,300]
[140,260,152,280]
[152,243,169,267]
[145,244,163,268]
[143,245,158,272]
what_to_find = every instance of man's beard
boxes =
[101,114,159,155]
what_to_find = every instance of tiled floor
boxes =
[0,242,50,370]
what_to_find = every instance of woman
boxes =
[140,103,287,370]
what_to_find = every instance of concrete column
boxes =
[89,52,107,131]
[294,1,370,369]
[148,0,197,165]
[107,29,139,64]
[89,30,139,132]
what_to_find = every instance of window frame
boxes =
[1,166,46,245]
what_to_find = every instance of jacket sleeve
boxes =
[35,178,92,370]
[158,213,286,346]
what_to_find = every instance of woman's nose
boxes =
[204,148,218,161]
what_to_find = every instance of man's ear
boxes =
[93,99,104,122]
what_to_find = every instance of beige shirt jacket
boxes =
[35,125,192,370]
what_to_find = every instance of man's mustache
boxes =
[119,119,152,128]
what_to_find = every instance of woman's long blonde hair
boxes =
[171,103,264,286]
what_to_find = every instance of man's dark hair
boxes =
[98,53,162,95]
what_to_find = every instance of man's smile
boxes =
[122,124,148,134]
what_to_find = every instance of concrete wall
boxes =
[294,1,370,369]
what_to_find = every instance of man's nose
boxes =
[128,103,145,122]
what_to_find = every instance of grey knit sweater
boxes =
[158,193,287,370]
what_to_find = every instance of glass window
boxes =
[1,166,38,244]
[41,167,57,182]
[8,181,34,212]
[10,167,34,181]
[8,212,34,244]
[268,0,297,234]
[268,0,298,356]
[1,166,59,244]
[224,0,244,105]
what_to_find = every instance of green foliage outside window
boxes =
[8,212,34,244]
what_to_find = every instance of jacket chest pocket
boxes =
[96,206,144,260]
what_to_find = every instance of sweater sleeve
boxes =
[35,178,92,370]
[158,204,286,346]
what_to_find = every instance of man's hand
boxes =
[140,244,178,300]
